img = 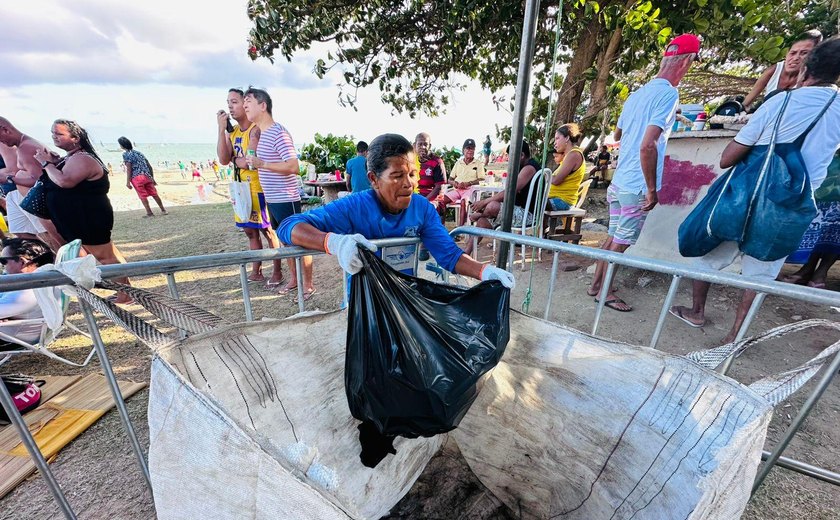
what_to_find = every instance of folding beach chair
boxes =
[0,240,93,367]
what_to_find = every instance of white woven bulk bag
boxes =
[143,310,442,519]
[454,313,840,520]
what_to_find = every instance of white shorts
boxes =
[693,241,785,282]
[6,190,46,235]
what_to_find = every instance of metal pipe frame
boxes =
[543,252,560,320]
[79,300,152,492]
[753,347,840,492]
[2,227,838,516]
[760,450,840,486]
[0,375,77,519]
[719,292,767,375]
[495,0,540,268]
[650,275,681,349]
[166,273,186,340]
[239,264,254,322]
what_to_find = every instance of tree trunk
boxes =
[552,15,604,128]
[584,26,623,122]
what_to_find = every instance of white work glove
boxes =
[480,265,516,289]
[325,233,378,275]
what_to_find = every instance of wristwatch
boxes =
[40,159,52,168]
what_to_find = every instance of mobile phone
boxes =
[226,119,234,133]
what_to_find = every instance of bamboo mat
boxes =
[0,373,146,498]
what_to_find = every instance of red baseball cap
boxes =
[664,34,701,58]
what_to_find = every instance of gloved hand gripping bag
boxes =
[346,247,510,438]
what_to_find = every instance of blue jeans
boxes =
[549,197,572,211]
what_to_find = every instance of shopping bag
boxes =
[346,247,510,441]
[229,170,252,222]
[455,314,840,519]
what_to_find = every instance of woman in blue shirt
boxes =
[277,133,514,287]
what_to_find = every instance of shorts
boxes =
[444,187,474,204]
[693,241,786,282]
[130,175,158,199]
[548,197,572,211]
[607,184,648,246]
[267,200,302,239]
[493,204,534,229]
[5,190,46,235]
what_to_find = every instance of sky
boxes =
[0,0,519,149]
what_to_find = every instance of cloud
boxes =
[0,0,323,90]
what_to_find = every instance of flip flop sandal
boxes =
[277,285,298,296]
[264,279,284,289]
[668,306,704,328]
[293,289,317,303]
[594,296,632,312]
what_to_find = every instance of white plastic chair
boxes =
[0,240,93,367]
[511,168,551,269]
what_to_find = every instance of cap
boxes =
[462,138,476,149]
[663,34,701,58]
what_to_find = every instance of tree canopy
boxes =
[247,0,838,138]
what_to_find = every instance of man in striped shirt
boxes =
[243,87,316,301]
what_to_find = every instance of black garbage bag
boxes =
[346,247,510,466]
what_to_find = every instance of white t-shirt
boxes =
[734,86,840,189]
[612,78,679,193]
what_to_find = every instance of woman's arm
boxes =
[551,150,583,186]
[743,66,775,109]
[38,153,99,188]
[125,161,133,188]
[236,125,261,170]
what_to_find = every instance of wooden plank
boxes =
[0,373,146,499]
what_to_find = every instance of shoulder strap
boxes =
[796,89,838,144]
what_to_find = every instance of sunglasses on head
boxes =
[0,256,22,265]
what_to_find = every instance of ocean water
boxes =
[95,143,218,169]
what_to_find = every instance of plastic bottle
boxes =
[485,171,494,185]
[501,171,508,189]
[334,169,341,181]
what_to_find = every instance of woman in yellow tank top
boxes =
[548,123,586,211]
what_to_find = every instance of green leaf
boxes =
[696,0,707,6]
[657,27,672,45]
[639,1,652,14]
[694,18,710,32]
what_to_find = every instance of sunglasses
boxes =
[0,256,22,265]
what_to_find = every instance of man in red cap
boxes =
[587,34,700,312]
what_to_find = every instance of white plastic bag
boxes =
[229,179,252,222]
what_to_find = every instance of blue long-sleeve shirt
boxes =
[277,190,464,273]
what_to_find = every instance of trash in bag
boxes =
[346,247,510,467]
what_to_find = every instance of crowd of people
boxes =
[1,32,838,349]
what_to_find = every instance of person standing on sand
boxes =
[243,87,316,301]
[217,87,284,287]
[118,136,168,217]
[178,160,186,179]
[587,34,700,312]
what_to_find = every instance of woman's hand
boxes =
[33,148,56,166]
[472,199,488,213]
[126,182,133,190]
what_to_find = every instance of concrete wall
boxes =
[627,129,738,264]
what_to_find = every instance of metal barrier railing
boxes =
[0,228,837,518]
